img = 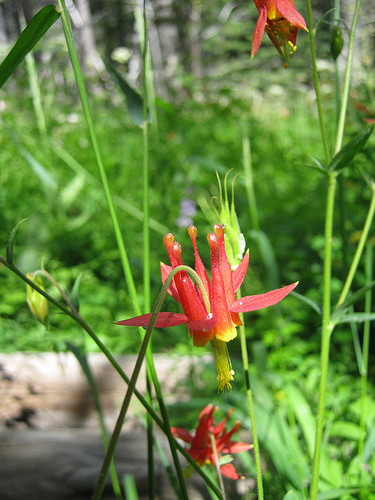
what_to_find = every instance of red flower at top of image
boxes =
[251,0,308,66]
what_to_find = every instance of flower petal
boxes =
[161,262,181,303]
[187,316,218,332]
[277,0,308,31]
[171,427,194,444]
[232,250,249,292]
[230,281,298,313]
[222,441,253,454]
[219,462,242,480]
[115,312,188,328]
[251,4,268,57]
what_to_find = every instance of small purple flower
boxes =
[176,198,197,227]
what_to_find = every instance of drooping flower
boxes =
[116,225,298,391]
[251,0,308,67]
[171,404,253,480]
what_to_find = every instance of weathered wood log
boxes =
[0,428,210,499]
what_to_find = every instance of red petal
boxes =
[219,463,242,480]
[222,441,253,454]
[229,282,298,313]
[232,250,249,292]
[187,316,218,332]
[277,0,308,31]
[161,262,181,303]
[171,427,194,444]
[252,5,267,57]
[115,312,188,328]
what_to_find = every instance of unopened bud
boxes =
[330,26,344,61]
[26,273,49,327]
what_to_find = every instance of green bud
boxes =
[26,273,49,327]
[330,26,344,61]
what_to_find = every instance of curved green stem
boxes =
[305,0,331,164]
[92,266,189,500]
[310,173,337,500]
[0,255,222,498]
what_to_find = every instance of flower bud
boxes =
[330,26,344,61]
[26,273,49,327]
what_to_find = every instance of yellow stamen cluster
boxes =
[211,337,235,392]
[265,18,298,68]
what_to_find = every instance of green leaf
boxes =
[70,272,84,313]
[106,63,149,126]
[334,312,375,324]
[123,474,139,500]
[328,126,374,172]
[317,489,357,500]
[0,5,61,89]
[6,219,27,266]
[290,291,322,315]
[283,490,302,500]
[330,421,361,440]
[363,425,375,463]
[333,281,375,314]
[6,127,57,188]
[285,384,316,458]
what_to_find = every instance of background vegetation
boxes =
[0,1,375,498]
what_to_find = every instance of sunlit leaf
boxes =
[70,272,84,313]
[106,63,149,126]
[6,219,27,266]
[0,5,60,88]
[328,125,374,172]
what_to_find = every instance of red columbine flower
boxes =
[171,404,253,480]
[251,0,308,67]
[116,225,297,390]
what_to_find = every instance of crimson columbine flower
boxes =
[171,404,252,480]
[116,224,297,391]
[251,0,308,66]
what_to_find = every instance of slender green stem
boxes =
[57,0,141,317]
[358,242,373,460]
[310,173,337,500]
[334,0,363,154]
[210,433,227,500]
[71,347,122,499]
[336,184,375,310]
[242,125,260,232]
[0,255,222,498]
[237,292,264,500]
[140,2,154,497]
[305,0,331,164]
[91,266,194,500]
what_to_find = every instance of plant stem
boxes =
[334,0,363,154]
[336,183,375,309]
[242,125,260,232]
[237,294,264,500]
[305,0,331,164]
[0,255,223,498]
[310,172,337,500]
[358,241,373,460]
[91,266,192,500]
[57,0,141,317]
